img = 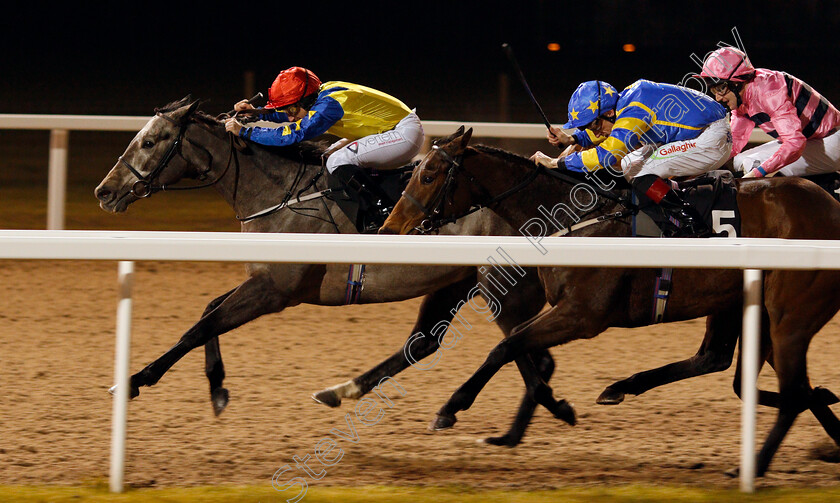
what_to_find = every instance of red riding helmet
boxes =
[265,67,322,109]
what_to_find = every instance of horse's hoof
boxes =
[211,387,229,416]
[814,386,840,406]
[311,390,342,408]
[108,384,140,400]
[482,434,519,447]
[724,467,739,478]
[808,440,840,463]
[429,414,457,431]
[596,387,625,405]
[551,399,577,426]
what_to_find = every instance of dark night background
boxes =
[3,1,840,123]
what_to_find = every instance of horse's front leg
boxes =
[202,288,236,415]
[130,274,285,398]
[432,303,594,431]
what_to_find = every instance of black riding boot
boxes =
[330,164,390,232]
[632,174,713,238]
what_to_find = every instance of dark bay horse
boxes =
[94,97,571,446]
[379,126,840,476]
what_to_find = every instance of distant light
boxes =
[547,43,561,52]
[623,43,636,53]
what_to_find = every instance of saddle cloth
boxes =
[634,170,741,237]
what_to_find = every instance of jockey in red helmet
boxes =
[225,67,424,175]
[699,47,840,178]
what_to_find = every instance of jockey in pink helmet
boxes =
[699,47,840,178]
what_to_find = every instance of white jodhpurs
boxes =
[733,128,840,177]
[325,112,425,173]
[621,118,733,179]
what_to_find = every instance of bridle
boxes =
[118,109,236,198]
[404,144,544,233]
[401,145,465,232]
[403,142,636,234]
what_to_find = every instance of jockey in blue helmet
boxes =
[531,79,731,237]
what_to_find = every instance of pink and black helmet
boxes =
[699,47,755,83]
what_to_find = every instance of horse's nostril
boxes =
[378,225,397,235]
[95,187,113,202]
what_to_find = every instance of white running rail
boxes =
[2,230,838,492]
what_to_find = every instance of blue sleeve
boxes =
[573,130,593,148]
[258,110,290,123]
[564,152,586,172]
[240,97,345,147]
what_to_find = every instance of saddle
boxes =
[327,163,416,233]
[634,170,741,237]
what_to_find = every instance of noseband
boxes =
[118,111,221,198]
[405,144,545,233]
[401,145,465,233]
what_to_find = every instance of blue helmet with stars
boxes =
[563,80,619,128]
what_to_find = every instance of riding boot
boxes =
[632,174,713,238]
[330,164,389,232]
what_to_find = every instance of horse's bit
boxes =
[118,112,220,198]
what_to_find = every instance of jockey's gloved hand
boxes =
[547,126,574,148]
[743,165,768,179]
[530,151,563,169]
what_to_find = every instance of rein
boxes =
[412,145,636,233]
[118,112,240,199]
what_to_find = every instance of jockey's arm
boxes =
[744,98,807,177]
[565,116,645,173]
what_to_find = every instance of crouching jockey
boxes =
[224,66,425,190]
[699,47,840,178]
[531,79,731,237]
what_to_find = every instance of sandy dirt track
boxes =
[1,259,839,491]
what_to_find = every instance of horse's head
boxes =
[380,126,475,234]
[95,96,212,213]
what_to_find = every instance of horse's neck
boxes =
[188,127,328,226]
[477,154,623,232]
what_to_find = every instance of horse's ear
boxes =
[454,125,465,136]
[459,127,473,149]
[171,98,201,122]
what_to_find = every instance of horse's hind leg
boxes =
[598,308,740,405]
[129,274,286,398]
[750,270,840,476]
[312,276,478,407]
[202,288,236,416]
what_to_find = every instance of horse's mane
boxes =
[469,144,532,167]
[468,143,630,190]
[157,97,330,172]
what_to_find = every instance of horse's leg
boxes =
[753,334,811,477]
[733,334,840,442]
[312,276,478,407]
[598,308,740,404]
[432,301,596,431]
[202,288,236,416]
[129,274,285,398]
[483,349,557,446]
[749,270,840,477]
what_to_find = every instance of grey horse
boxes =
[94,97,574,445]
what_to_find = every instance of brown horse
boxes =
[94,98,573,446]
[379,126,840,476]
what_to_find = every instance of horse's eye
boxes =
[421,175,435,185]
[141,140,154,149]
